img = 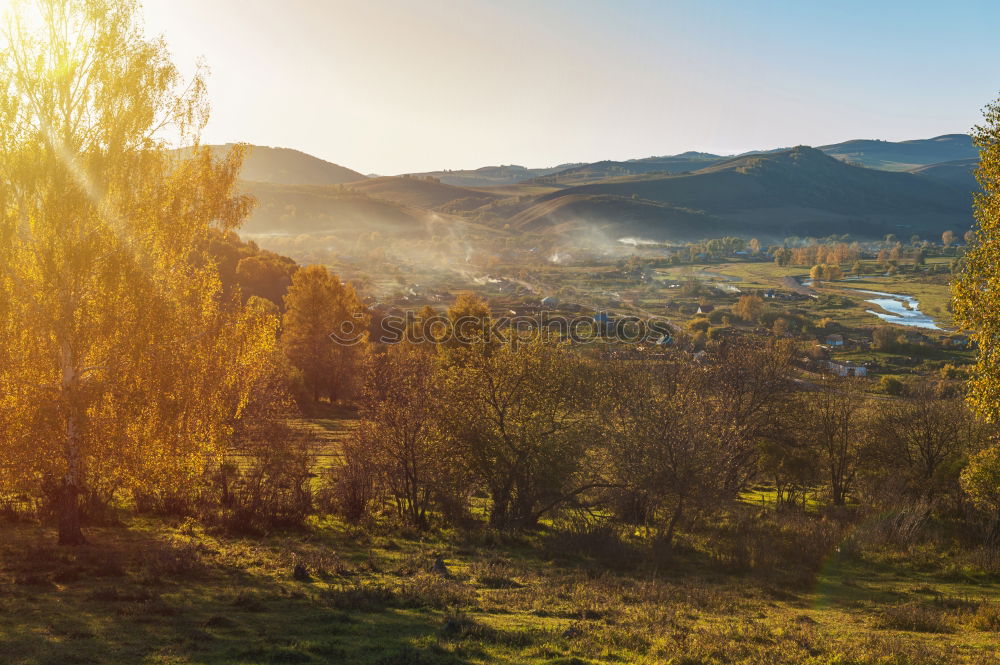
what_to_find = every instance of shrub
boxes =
[324,581,396,612]
[133,361,314,533]
[939,363,964,380]
[971,602,1000,631]
[961,446,1000,515]
[542,519,638,569]
[711,510,846,584]
[317,436,377,523]
[687,317,710,333]
[209,417,313,533]
[879,376,905,396]
[707,308,732,325]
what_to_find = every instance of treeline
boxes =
[307,302,1000,553]
[774,242,861,267]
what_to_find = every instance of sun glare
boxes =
[1,1,47,44]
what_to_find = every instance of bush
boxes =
[961,446,1000,515]
[439,610,536,646]
[316,436,377,523]
[843,504,931,553]
[397,574,476,610]
[940,364,964,380]
[711,510,847,585]
[469,556,522,589]
[879,376,905,396]
[542,519,639,569]
[211,426,313,533]
[971,602,1000,631]
[687,317,710,333]
[707,308,732,325]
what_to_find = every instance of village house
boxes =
[827,360,867,377]
[824,333,845,347]
[949,335,970,349]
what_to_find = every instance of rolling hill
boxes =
[818,134,976,171]
[204,144,366,186]
[908,158,979,193]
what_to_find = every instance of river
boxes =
[800,279,943,330]
[848,288,942,330]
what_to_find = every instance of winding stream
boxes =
[802,279,943,330]
[849,289,941,330]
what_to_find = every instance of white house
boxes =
[827,361,867,377]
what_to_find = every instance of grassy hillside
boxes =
[820,134,976,171]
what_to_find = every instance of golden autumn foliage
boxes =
[281,264,368,403]
[809,263,844,282]
[955,97,1000,423]
[0,0,279,543]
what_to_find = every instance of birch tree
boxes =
[0,0,277,544]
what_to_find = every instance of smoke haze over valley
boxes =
[228,134,980,278]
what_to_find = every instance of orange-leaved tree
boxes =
[282,265,368,404]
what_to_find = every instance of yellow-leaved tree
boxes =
[955,97,1000,514]
[955,97,1000,423]
[0,0,279,544]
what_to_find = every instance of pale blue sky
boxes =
[142,0,999,174]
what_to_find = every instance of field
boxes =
[2,407,999,665]
[647,258,957,329]
[3,505,1000,665]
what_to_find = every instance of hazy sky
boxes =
[142,0,1000,175]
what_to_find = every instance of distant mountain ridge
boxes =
[531,146,972,240]
[223,134,978,243]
